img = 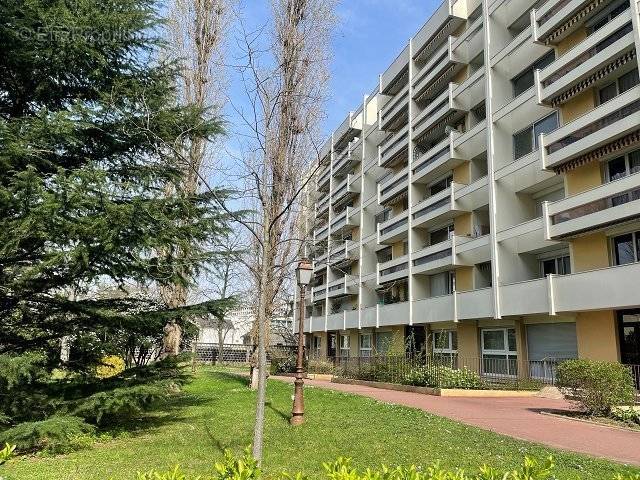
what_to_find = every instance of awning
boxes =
[554,129,640,173]
[414,19,454,64]
[415,65,456,104]
[551,50,636,106]
[544,0,606,45]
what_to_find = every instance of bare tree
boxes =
[226,0,336,462]
[160,0,233,352]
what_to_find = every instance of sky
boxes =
[225,0,442,140]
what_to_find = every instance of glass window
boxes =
[513,128,533,160]
[376,332,393,353]
[619,68,639,94]
[608,156,628,181]
[629,150,640,174]
[482,330,505,351]
[340,334,350,350]
[359,333,372,357]
[559,255,571,275]
[533,112,559,149]
[433,330,457,354]
[429,176,452,195]
[430,224,454,245]
[542,259,556,276]
[507,329,517,352]
[512,51,555,97]
[599,83,617,104]
[614,233,635,265]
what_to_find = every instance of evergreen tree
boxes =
[0,0,233,366]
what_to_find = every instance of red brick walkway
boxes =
[273,376,640,466]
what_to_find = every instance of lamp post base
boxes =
[290,375,305,425]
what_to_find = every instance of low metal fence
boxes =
[323,354,563,390]
[192,343,298,364]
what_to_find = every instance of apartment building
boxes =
[294,0,640,377]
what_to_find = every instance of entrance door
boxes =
[619,310,640,365]
[327,332,337,358]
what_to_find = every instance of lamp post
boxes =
[291,257,313,425]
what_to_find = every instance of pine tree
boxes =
[0,0,232,366]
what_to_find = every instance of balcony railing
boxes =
[379,215,408,236]
[379,127,410,167]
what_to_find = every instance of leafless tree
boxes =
[226,0,336,462]
[159,0,233,352]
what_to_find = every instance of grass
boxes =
[2,368,640,479]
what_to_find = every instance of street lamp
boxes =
[291,257,313,425]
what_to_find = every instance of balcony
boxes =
[333,140,361,177]
[497,217,557,253]
[412,240,453,275]
[536,16,635,106]
[326,312,343,331]
[450,16,484,64]
[314,224,329,244]
[545,172,640,239]
[454,176,489,211]
[329,240,358,269]
[454,233,491,264]
[327,276,357,299]
[457,287,494,320]
[332,174,359,208]
[312,285,326,300]
[451,119,486,161]
[533,0,612,46]
[413,135,467,185]
[541,86,640,171]
[317,166,331,191]
[451,67,485,111]
[412,37,465,103]
[379,85,409,131]
[378,301,410,327]
[378,255,409,284]
[413,294,455,323]
[331,206,359,236]
[316,193,330,217]
[378,211,409,244]
[378,126,410,168]
[381,45,410,95]
[413,83,467,143]
[412,0,465,65]
[500,278,549,316]
[553,261,640,312]
[334,111,362,152]
[411,185,463,229]
[378,166,408,206]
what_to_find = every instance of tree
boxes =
[0,0,232,371]
[227,0,336,462]
[159,0,233,352]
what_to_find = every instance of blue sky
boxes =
[327,0,440,133]
[227,0,441,139]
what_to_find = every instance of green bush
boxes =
[0,416,95,454]
[115,451,640,480]
[611,406,640,426]
[0,443,15,466]
[402,366,483,389]
[307,359,335,375]
[556,359,635,415]
[269,353,298,375]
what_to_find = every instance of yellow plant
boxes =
[96,355,125,379]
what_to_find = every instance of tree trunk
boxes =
[217,320,225,365]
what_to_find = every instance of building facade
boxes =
[294,0,640,378]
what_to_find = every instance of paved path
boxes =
[273,376,640,466]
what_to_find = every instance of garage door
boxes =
[526,323,577,380]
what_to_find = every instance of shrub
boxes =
[556,359,635,415]
[611,406,640,426]
[0,443,15,466]
[307,359,335,375]
[0,415,95,454]
[96,356,126,379]
[115,451,640,480]
[269,352,298,375]
[402,366,483,389]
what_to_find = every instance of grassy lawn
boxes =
[3,368,640,479]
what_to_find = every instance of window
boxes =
[433,330,457,353]
[598,69,639,105]
[540,255,571,276]
[429,175,453,196]
[313,336,322,357]
[482,328,518,376]
[339,334,350,357]
[613,232,640,265]
[375,209,391,227]
[430,224,454,245]
[375,331,393,353]
[512,51,555,97]
[429,271,456,296]
[587,0,629,34]
[605,149,640,182]
[359,333,372,357]
[513,112,559,159]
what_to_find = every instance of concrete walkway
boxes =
[273,376,640,466]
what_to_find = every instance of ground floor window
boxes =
[481,328,517,376]
[432,330,457,365]
[360,333,372,357]
[313,336,322,358]
[339,334,350,357]
[526,322,577,381]
[375,331,393,354]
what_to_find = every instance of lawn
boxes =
[3,368,640,479]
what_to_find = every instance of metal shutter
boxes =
[526,323,578,361]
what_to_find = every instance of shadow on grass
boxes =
[198,369,250,388]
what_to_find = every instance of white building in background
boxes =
[198,306,294,346]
